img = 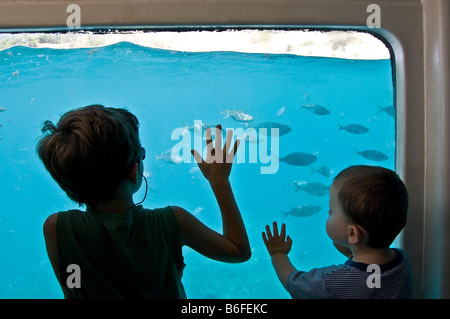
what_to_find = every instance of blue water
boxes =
[0,41,394,298]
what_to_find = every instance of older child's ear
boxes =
[129,163,138,184]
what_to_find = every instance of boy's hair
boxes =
[37,105,141,207]
[332,165,408,249]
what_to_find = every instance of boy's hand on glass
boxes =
[262,222,293,257]
[191,124,240,185]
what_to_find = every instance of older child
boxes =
[262,165,413,298]
[38,104,250,298]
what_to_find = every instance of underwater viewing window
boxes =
[0,29,394,298]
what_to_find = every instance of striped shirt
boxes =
[287,248,413,299]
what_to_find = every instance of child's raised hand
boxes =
[262,222,293,257]
[191,124,240,185]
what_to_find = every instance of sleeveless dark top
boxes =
[56,205,186,298]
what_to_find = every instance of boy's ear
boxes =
[347,224,368,245]
[129,163,138,184]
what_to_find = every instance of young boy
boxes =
[38,104,250,298]
[262,165,413,298]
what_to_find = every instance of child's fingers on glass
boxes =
[280,223,286,240]
[225,135,240,163]
[264,224,273,240]
[214,125,222,153]
[205,127,213,154]
[224,128,232,155]
[272,221,280,238]
[262,231,268,244]
[190,149,203,164]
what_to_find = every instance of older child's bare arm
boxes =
[173,125,251,263]
[262,222,296,290]
[43,213,73,299]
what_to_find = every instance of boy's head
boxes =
[37,105,141,207]
[327,165,408,249]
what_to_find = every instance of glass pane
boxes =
[0,30,394,298]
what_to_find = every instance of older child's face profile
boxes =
[326,184,350,246]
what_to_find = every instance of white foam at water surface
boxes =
[0,30,389,60]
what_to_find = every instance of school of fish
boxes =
[154,104,392,219]
[215,105,390,219]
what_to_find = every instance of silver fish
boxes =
[155,150,183,164]
[356,149,388,161]
[88,48,99,57]
[0,107,6,112]
[301,104,330,115]
[279,152,317,166]
[292,181,329,197]
[338,123,369,134]
[281,204,321,218]
[192,207,204,215]
[311,166,334,178]
[222,109,254,123]
[182,121,217,135]
[277,106,286,118]
[252,122,292,136]
[188,167,200,174]
[143,171,152,179]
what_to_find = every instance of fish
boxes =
[377,104,395,117]
[155,150,183,164]
[221,108,254,123]
[277,106,286,118]
[189,167,200,174]
[281,204,321,218]
[0,107,6,112]
[12,70,19,78]
[143,171,152,179]
[182,121,217,135]
[279,152,317,166]
[338,123,369,134]
[251,122,292,136]
[311,166,334,178]
[356,149,389,161]
[301,104,330,115]
[239,132,263,144]
[192,207,204,215]
[88,48,99,57]
[292,181,329,197]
